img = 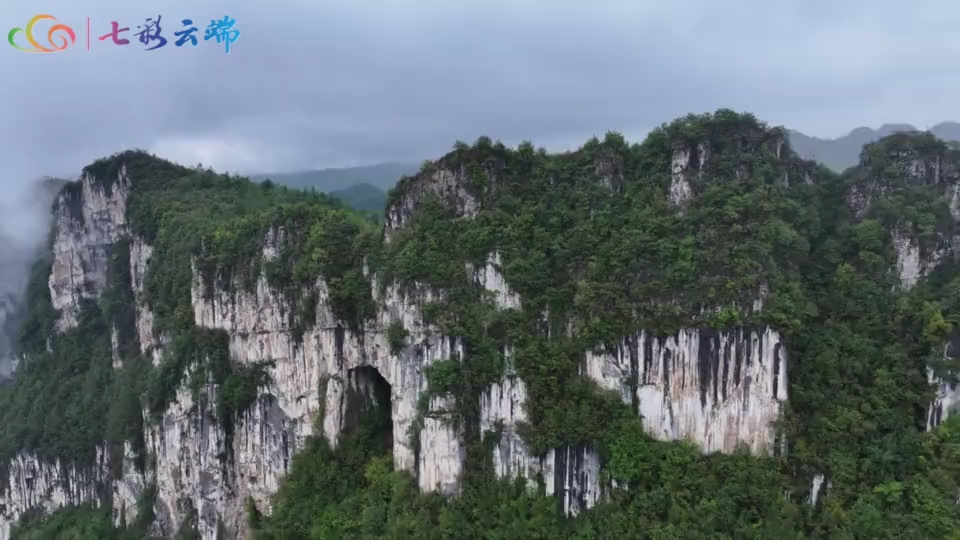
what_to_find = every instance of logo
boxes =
[7,14,76,53]
[7,14,240,54]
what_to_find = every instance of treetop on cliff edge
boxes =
[53,109,960,252]
[384,109,815,216]
[852,131,960,188]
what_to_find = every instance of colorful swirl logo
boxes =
[8,15,76,53]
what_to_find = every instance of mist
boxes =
[0,177,62,379]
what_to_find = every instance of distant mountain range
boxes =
[328,182,389,213]
[788,122,960,172]
[251,162,418,215]
[252,122,960,214]
[251,162,419,193]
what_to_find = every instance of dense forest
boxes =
[7,110,960,539]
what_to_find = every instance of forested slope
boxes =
[7,110,960,539]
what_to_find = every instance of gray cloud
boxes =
[0,0,957,180]
[0,0,955,348]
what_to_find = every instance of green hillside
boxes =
[10,110,960,539]
[252,162,419,193]
[329,182,388,213]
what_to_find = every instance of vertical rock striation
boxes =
[0,171,131,534]
[48,171,129,332]
[0,449,111,540]
[0,122,881,535]
[590,328,786,450]
[633,328,787,454]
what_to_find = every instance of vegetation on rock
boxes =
[9,110,960,538]
[2,152,379,537]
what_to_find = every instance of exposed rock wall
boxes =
[634,328,787,454]
[130,237,165,365]
[478,347,604,516]
[384,166,479,241]
[49,171,129,332]
[479,325,787,516]
[928,339,960,431]
[6,140,936,537]
[143,384,233,537]
[669,143,705,207]
[0,449,110,540]
[583,327,788,454]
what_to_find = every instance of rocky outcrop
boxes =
[928,338,960,431]
[0,449,110,540]
[585,327,787,454]
[478,324,787,516]
[130,237,165,365]
[11,130,956,537]
[185,253,465,531]
[480,346,535,481]
[385,165,479,240]
[479,345,603,516]
[892,228,941,290]
[927,368,959,431]
[49,171,129,332]
[844,135,960,432]
[669,143,705,207]
[0,172,132,534]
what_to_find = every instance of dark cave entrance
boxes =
[342,365,394,453]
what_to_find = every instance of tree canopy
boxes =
[9,110,960,539]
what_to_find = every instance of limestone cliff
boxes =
[0,152,790,536]
[0,162,528,537]
[1,112,957,538]
[797,129,960,506]
[844,132,960,431]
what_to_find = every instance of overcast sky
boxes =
[1,0,958,180]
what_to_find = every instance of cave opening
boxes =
[342,365,394,454]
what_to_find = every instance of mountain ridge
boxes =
[250,161,419,193]
[5,110,960,538]
[789,121,960,172]
[248,122,960,201]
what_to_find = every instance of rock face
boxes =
[48,172,129,332]
[0,150,800,538]
[9,128,958,538]
[0,165,521,538]
[0,449,111,540]
[539,326,788,512]
[479,346,604,516]
[848,135,960,431]
[587,328,788,454]
[385,165,479,241]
